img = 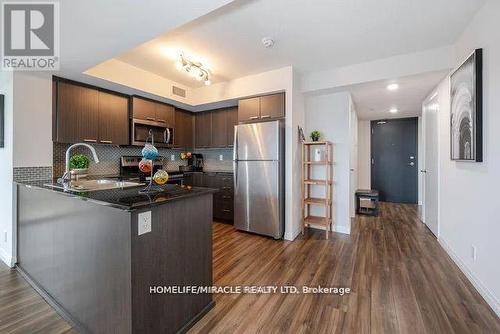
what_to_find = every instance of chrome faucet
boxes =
[58,143,100,184]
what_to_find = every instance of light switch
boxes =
[219,154,223,161]
[138,211,152,235]
[170,154,175,161]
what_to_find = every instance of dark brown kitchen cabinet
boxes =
[173,109,194,148]
[56,81,99,143]
[131,97,156,121]
[185,172,233,222]
[260,93,285,119]
[238,97,260,122]
[195,112,212,148]
[155,103,175,127]
[97,91,129,145]
[211,109,227,147]
[226,107,238,146]
[238,93,285,122]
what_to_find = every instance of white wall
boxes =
[0,71,15,266]
[429,0,500,316]
[349,98,358,218]
[305,92,352,234]
[357,120,371,189]
[13,72,53,167]
[417,116,424,205]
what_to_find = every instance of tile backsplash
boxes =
[53,143,234,177]
[14,166,53,182]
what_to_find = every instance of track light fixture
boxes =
[175,53,211,85]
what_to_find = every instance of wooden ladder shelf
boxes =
[301,141,333,238]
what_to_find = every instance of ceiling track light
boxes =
[176,53,211,85]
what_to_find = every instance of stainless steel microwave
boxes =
[131,118,173,147]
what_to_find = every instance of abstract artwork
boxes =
[450,48,483,162]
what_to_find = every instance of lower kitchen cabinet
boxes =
[185,172,234,223]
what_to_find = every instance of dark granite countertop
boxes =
[16,179,217,211]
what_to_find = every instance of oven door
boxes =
[132,119,172,147]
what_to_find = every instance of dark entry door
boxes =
[371,118,418,203]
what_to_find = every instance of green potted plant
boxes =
[310,130,321,142]
[69,154,90,180]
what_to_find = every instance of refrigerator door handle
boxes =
[233,125,238,190]
[233,125,238,161]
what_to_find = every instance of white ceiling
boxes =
[114,0,485,88]
[350,70,448,120]
[55,0,233,84]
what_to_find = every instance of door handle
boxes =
[409,162,415,166]
[249,116,259,120]
[420,169,427,173]
[164,128,171,144]
[261,115,271,119]
[100,140,113,144]
[83,139,97,143]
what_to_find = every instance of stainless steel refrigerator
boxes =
[233,120,284,239]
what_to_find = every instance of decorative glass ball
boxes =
[153,169,169,185]
[139,158,152,173]
[142,143,159,160]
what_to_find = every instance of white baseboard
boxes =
[333,225,350,234]
[0,247,14,268]
[284,226,301,241]
[438,238,500,317]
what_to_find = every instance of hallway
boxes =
[191,202,500,333]
[0,203,499,333]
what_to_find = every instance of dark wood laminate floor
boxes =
[1,203,498,333]
[190,203,500,333]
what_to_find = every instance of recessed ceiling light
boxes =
[389,108,398,113]
[387,83,399,91]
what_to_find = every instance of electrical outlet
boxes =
[219,154,224,161]
[138,211,152,235]
[170,154,175,161]
[472,245,477,261]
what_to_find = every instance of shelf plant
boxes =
[310,130,321,142]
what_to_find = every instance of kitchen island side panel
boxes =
[131,193,214,334]
[17,185,132,334]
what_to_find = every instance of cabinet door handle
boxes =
[157,119,166,123]
[261,115,271,119]
[100,140,113,144]
[146,117,155,121]
[249,116,259,120]
[222,196,231,199]
[222,186,232,190]
[83,139,97,143]
[223,209,231,213]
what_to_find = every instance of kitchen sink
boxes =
[44,179,144,192]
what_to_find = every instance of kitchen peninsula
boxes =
[16,181,216,334]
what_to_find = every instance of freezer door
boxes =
[234,161,282,238]
[236,121,279,160]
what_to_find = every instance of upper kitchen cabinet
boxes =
[195,111,212,148]
[238,97,260,122]
[55,81,99,143]
[211,109,227,148]
[54,79,129,145]
[238,93,285,122]
[132,96,175,126]
[226,107,238,146]
[98,91,129,145]
[260,93,285,119]
[155,103,175,127]
[174,109,194,148]
[131,97,156,121]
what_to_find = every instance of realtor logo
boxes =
[1,1,59,70]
